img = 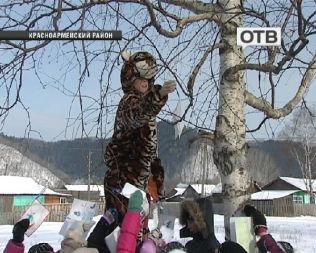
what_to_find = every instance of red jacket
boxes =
[257,234,284,253]
[117,211,142,253]
[3,240,25,253]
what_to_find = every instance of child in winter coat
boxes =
[87,51,176,253]
[118,189,169,253]
[3,218,98,253]
[243,204,285,253]
[179,197,220,253]
[117,190,147,253]
[59,220,97,253]
[3,218,55,253]
[4,218,32,253]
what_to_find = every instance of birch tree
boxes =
[1,0,316,237]
[279,106,316,204]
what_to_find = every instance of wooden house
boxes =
[262,177,316,204]
[0,176,70,213]
[165,184,200,202]
[250,177,316,216]
[61,184,105,202]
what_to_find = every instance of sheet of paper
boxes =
[172,101,184,139]
[121,182,146,199]
[59,198,96,237]
[230,217,256,253]
[20,199,49,237]
[67,198,96,221]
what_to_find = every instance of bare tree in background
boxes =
[1,0,316,237]
[247,147,279,187]
[181,138,219,185]
[279,106,316,204]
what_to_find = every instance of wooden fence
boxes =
[1,200,315,225]
[0,202,106,225]
[293,204,316,216]
[251,200,316,217]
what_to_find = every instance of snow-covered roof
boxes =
[169,183,223,198]
[251,190,300,200]
[174,187,186,196]
[65,185,104,197]
[176,183,188,188]
[0,176,69,196]
[212,183,222,193]
[280,177,316,192]
[191,184,217,195]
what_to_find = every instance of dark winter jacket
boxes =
[179,197,220,253]
[243,204,267,235]
[219,241,248,253]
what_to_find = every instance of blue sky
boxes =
[1,54,315,142]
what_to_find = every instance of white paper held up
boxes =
[121,182,149,217]
[59,198,96,237]
[172,101,184,139]
[20,199,49,237]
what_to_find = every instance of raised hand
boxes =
[12,219,30,243]
[159,80,176,97]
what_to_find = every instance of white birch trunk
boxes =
[213,0,253,239]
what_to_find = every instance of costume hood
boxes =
[120,51,157,93]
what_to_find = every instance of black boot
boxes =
[87,216,117,253]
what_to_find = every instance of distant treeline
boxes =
[0,122,311,186]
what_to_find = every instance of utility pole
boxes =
[201,140,207,197]
[88,151,92,201]
[4,163,8,175]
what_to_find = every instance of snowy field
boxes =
[0,215,315,253]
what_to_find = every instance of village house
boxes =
[251,177,316,216]
[0,176,71,224]
[61,184,105,202]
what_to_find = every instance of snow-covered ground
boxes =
[0,215,315,253]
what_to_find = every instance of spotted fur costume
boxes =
[88,52,168,253]
[103,51,167,221]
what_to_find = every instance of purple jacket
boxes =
[3,240,25,253]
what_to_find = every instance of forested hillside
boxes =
[0,122,309,187]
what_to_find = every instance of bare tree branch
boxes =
[143,0,220,37]
[245,55,316,119]
[160,0,221,15]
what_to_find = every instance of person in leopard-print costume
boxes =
[87,51,176,253]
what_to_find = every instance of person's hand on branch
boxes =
[159,80,176,97]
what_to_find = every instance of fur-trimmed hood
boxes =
[180,200,207,235]
[179,197,217,240]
